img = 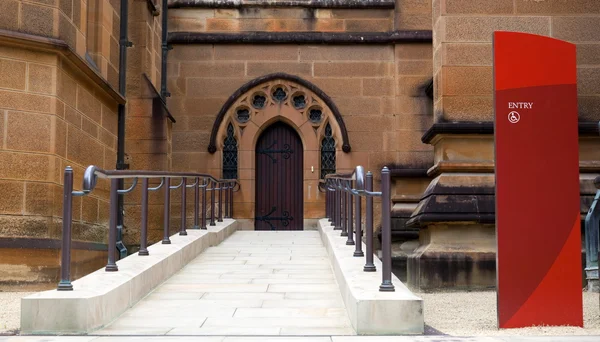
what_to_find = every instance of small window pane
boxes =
[321,124,336,179]
[223,123,238,179]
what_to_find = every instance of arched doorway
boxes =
[255,122,303,230]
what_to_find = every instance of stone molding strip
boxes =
[169,0,395,9]
[422,121,600,144]
[208,72,352,153]
[0,29,126,105]
[317,218,424,334]
[21,219,238,334]
[168,30,433,45]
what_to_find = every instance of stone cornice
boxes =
[422,121,600,144]
[168,0,395,9]
[168,30,433,44]
[0,29,126,105]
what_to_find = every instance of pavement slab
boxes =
[96,231,355,336]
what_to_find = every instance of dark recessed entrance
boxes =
[255,122,303,230]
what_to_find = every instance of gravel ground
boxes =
[0,292,33,335]
[418,291,600,336]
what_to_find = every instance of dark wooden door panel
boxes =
[255,122,303,230]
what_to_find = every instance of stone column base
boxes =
[407,224,496,291]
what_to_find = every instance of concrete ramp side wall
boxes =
[317,219,424,335]
[20,219,239,335]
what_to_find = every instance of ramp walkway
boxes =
[96,231,355,336]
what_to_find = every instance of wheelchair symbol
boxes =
[508,111,520,124]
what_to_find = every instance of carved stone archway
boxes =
[210,74,351,229]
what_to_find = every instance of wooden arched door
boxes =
[255,122,303,230]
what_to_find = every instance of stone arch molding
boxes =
[208,73,351,154]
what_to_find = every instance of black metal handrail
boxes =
[57,165,240,291]
[322,166,394,292]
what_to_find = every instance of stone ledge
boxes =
[20,219,238,335]
[317,219,424,335]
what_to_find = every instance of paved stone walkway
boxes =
[96,231,355,336]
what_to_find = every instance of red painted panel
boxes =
[494,31,582,328]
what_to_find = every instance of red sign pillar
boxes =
[494,31,582,328]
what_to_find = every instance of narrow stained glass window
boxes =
[321,124,336,179]
[223,123,238,179]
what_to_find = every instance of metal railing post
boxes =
[139,178,149,256]
[346,181,355,245]
[218,182,223,222]
[201,179,207,229]
[364,171,376,272]
[162,177,171,244]
[106,178,119,271]
[194,177,200,229]
[341,183,347,236]
[210,180,216,226]
[57,167,74,290]
[379,166,394,291]
[229,181,234,218]
[180,178,187,236]
[224,182,229,218]
[354,185,363,257]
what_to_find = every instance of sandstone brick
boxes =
[21,3,56,37]
[0,90,53,114]
[99,128,116,149]
[0,180,24,215]
[186,78,247,97]
[28,63,57,94]
[440,96,493,121]
[59,12,77,49]
[126,117,168,140]
[55,118,67,157]
[0,152,51,181]
[443,16,550,42]
[329,96,380,116]
[433,0,441,23]
[215,45,298,61]
[81,196,99,223]
[57,71,77,108]
[246,62,312,77]
[300,46,393,61]
[397,151,434,168]
[396,96,432,115]
[443,43,492,66]
[171,45,213,61]
[578,67,600,95]
[127,140,169,154]
[25,182,53,216]
[308,78,362,97]
[577,43,600,66]
[59,0,72,18]
[0,59,26,91]
[73,0,82,30]
[396,114,433,131]
[314,19,344,32]
[397,60,433,76]
[170,18,207,31]
[444,0,514,14]
[179,62,245,78]
[6,111,52,153]
[397,76,431,97]
[344,116,395,132]
[128,153,168,170]
[579,96,600,121]
[0,215,50,238]
[363,78,394,96]
[167,78,186,97]
[553,17,600,42]
[395,14,432,30]
[170,8,215,19]
[0,45,58,66]
[345,19,392,32]
[314,62,393,78]
[442,66,492,96]
[172,131,211,152]
[395,44,433,60]
[0,0,19,31]
[517,0,600,14]
[82,116,99,138]
[348,131,383,151]
[65,105,81,127]
[76,86,102,124]
[330,9,392,19]
[67,127,105,168]
[397,0,433,14]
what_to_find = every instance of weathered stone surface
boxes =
[444,0,514,14]
[0,58,26,91]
